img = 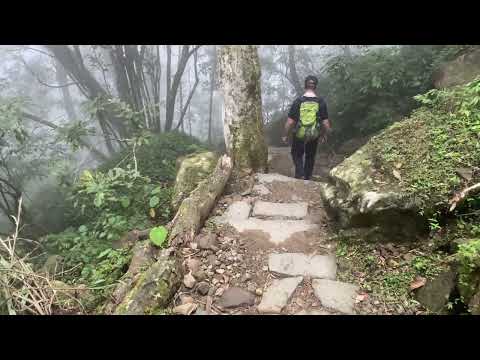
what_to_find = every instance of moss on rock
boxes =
[321,78,480,242]
[114,250,182,315]
[172,151,219,211]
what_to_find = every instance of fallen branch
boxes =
[449,182,480,212]
[168,155,233,246]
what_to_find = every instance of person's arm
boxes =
[282,100,299,143]
[319,99,331,141]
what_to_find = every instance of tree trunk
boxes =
[164,46,200,132]
[208,46,217,145]
[287,45,303,96]
[217,45,268,177]
[54,59,77,121]
[45,45,125,155]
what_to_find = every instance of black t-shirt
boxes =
[288,95,329,124]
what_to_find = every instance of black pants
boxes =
[291,137,318,180]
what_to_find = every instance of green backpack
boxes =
[296,100,320,142]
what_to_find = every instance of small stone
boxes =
[241,273,252,282]
[216,287,255,308]
[207,254,217,266]
[180,295,194,305]
[183,273,196,289]
[215,287,225,297]
[196,282,210,296]
[216,269,225,274]
[194,270,206,282]
[186,258,201,273]
[262,266,268,271]
[227,265,232,270]
[173,303,197,315]
[197,233,218,250]
[212,278,219,286]
[215,260,221,266]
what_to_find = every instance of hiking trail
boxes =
[171,146,360,315]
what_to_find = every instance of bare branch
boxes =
[20,58,78,88]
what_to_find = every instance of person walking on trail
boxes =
[282,75,332,180]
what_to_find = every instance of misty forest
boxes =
[1,45,480,315]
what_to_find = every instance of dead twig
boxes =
[449,182,480,212]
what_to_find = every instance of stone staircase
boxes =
[214,173,360,315]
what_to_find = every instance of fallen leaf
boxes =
[392,169,402,181]
[410,276,426,291]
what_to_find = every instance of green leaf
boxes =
[149,226,168,247]
[120,197,131,208]
[149,196,160,208]
[97,249,111,259]
[151,187,162,195]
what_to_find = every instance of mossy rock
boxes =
[171,151,219,211]
[434,48,480,89]
[114,250,182,315]
[320,79,480,242]
[414,269,457,314]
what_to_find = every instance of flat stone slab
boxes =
[312,279,359,314]
[252,201,308,219]
[222,201,251,221]
[268,253,336,279]
[257,277,303,314]
[232,219,318,245]
[252,184,271,195]
[256,173,297,183]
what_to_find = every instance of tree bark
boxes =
[208,46,217,145]
[287,45,303,96]
[164,46,200,132]
[175,50,200,132]
[45,45,126,155]
[54,59,77,121]
[217,45,268,177]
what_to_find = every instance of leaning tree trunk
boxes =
[217,45,268,178]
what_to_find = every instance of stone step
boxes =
[252,201,308,219]
[268,253,337,279]
[256,173,297,183]
[257,277,303,314]
[312,279,359,314]
[231,219,318,245]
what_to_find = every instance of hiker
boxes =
[282,75,332,180]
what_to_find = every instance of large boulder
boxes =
[433,48,480,89]
[320,79,480,242]
[319,144,428,242]
[171,151,219,211]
